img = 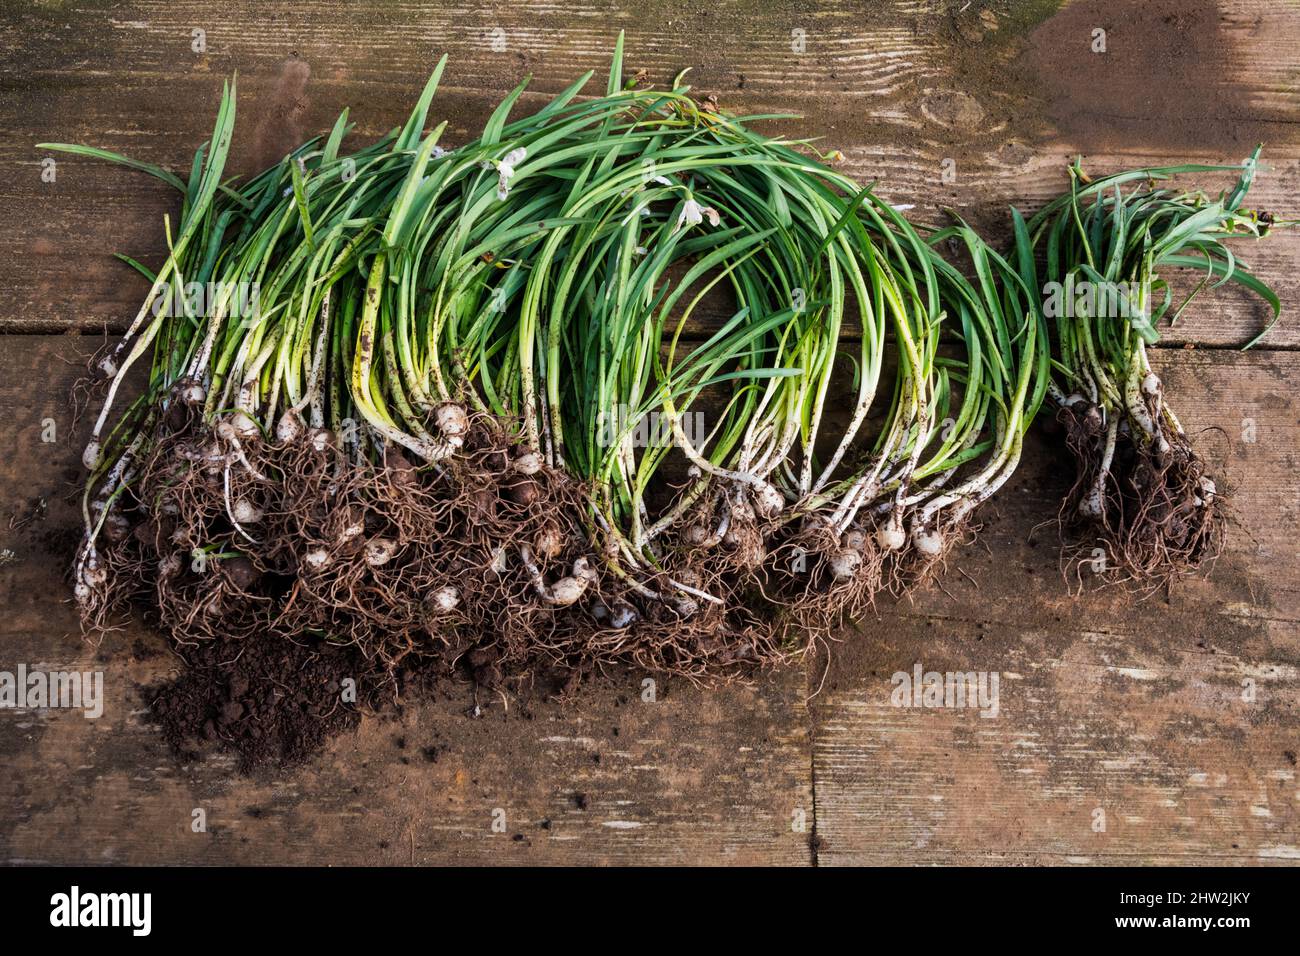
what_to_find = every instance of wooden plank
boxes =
[0,336,814,865]
[811,348,1300,865]
[3,0,1299,345]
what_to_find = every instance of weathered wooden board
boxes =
[811,348,1300,865]
[2,0,1298,867]
[3,0,1299,345]
[0,336,814,865]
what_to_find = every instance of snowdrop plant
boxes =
[44,37,1287,685]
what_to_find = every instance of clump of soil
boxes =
[83,401,811,771]
[146,631,607,771]
[148,635,368,772]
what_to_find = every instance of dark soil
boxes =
[144,629,594,772]
[148,635,368,772]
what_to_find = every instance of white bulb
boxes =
[428,586,460,614]
[364,538,398,567]
[913,529,944,557]
[304,548,331,569]
[231,411,260,438]
[276,410,304,443]
[609,602,637,629]
[829,549,862,581]
[232,499,263,524]
[547,576,587,607]
[513,450,544,476]
[876,522,906,551]
[309,429,336,453]
[435,403,469,438]
[573,556,597,583]
[753,482,784,518]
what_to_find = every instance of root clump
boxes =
[1058,399,1226,589]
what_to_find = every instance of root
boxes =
[753,519,886,646]
[1057,401,1226,590]
[76,409,807,686]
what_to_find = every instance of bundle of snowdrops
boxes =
[52,38,1284,684]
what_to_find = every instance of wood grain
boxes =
[2,347,1296,865]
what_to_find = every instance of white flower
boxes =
[680,198,703,228]
[432,145,448,159]
[677,197,720,231]
[496,146,527,201]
